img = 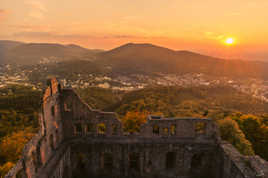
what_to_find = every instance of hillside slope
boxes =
[0,40,24,64]
[0,41,102,65]
[97,43,266,79]
[1,41,268,80]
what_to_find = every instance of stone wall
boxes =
[5,78,268,178]
[215,142,268,178]
[5,79,65,178]
[70,141,217,178]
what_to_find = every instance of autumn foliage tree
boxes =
[0,128,34,163]
[121,111,148,133]
[0,128,35,176]
[0,162,14,178]
[231,114,268,160]
[217,118,254,156]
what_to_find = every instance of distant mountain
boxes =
[97,43,181,74]
[0,40,24,51]
[0,41,103,65]
[96,43,268,79]
[26,60,105,83]
[0,40,24,63]
[2,41,268,80]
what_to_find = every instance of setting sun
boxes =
[225,38,235,45]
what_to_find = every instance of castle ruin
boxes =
[5,78,268,178]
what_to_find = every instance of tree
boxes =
[0,128,34,163]
[121,111,148,133]
[0,162,14,178]
[232,114,268,160]
[217,118,254,156]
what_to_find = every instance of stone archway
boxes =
[190,152,214,178]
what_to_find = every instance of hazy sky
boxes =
[1,0,268,60]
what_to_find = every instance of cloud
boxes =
[0,9,9,23]
[0,9,6,14]
[25,0,47,19]
[247,2,257,8]
[12,31,140,40]
[9,31,148,49]
[204,32,225,40]
[227,12,241,17]
[0,9,7,18]
[8,24,51,32]
[27,1,47,12]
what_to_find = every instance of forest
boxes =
[0,85,41,177]
[0,84,268,177]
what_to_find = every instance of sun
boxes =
[224,37,235,45]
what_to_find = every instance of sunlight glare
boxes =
[225,38,235,45]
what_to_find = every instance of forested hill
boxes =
[0,85,41,176]
[2,41,268,80]
[0,40,102,65]
[97,43,266,79]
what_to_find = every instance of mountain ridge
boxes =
[1,40,268,79]
[96,42,266,78]
[0,40,103,65]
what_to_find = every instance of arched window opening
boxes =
[76,153,86,172]
[86,123,94,133]
[64,102,72,112]
[153,125,159,135]
[170,124,176,136]
[103,153,113,170]
[55,129,60,143]
[57,84,61,93]
[74,123,82,135]
[63,165,69,178]
[191,153,204,169]
[195,122,206,135]
[129,153,140,171]
[32,151,38,172]
[163,127,169,136]
[112,124,117,135]
[49,134,54,150]
[166,152,176,169]
[16,169,26,178]
[97,123,106,135]
[51,106,55,116]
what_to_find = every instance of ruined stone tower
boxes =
[5,78,268,178]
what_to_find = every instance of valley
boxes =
[1,62,268,103]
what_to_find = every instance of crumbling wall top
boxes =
[43,78,61,102]
[220,142,268,178]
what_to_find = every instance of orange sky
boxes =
[1,0,268,60]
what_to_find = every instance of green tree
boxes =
[232,114,268,160]
[217,118,254,155]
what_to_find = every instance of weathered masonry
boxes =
[5,78,268,178]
